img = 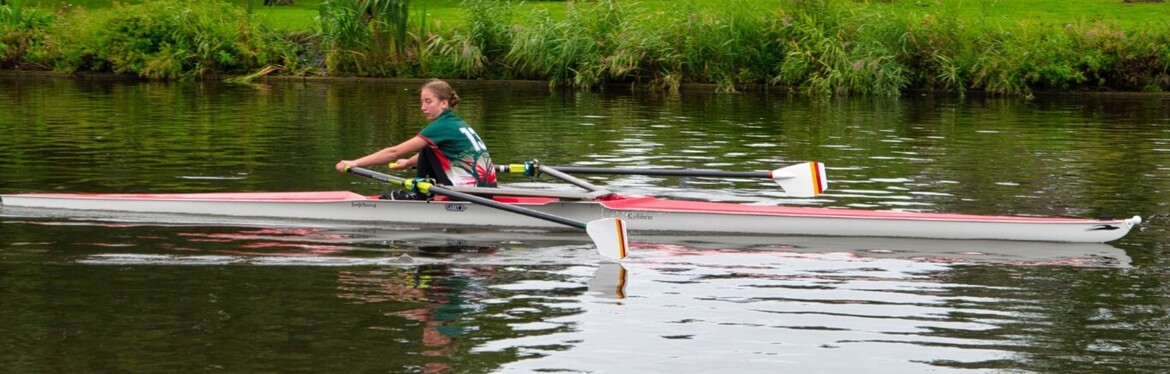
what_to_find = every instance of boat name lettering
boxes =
[445,204,467,212]
[351,201,377,208]
[625,212,654,220]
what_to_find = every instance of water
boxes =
[1,75,1168,373]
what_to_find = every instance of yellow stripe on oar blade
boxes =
[586,218,628,261]
[770,162,829,197]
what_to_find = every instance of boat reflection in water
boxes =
[630,234,1131,267]
[581,234,1129,301]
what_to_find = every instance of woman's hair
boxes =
[422,79,460,108]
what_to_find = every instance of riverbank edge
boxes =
[0,70,740,93]
[10,70,1170,100]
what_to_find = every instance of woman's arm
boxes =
[336,136,429,172]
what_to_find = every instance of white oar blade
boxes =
[770,162,828,197]
[585,218,629,261]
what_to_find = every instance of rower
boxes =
[335,79,497,200]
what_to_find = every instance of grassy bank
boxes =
[2,0,1168,96]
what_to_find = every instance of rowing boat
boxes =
[0,189,1140,243]
[0,161,1143,257]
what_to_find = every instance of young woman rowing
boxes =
[335,79,497,199]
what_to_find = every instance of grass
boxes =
[280,0,1170,31]
[5,0,1169,95]
[20,0,1170,31]
[865,0,1170,29]
[24,1,1170,33]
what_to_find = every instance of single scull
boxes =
[0,188,1141,243]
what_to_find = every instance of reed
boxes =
[505,1,620,88]
[317,0,412,76]
[606,5,684,91]
[420,0,517,78]
[4,0,1168,95]
[670,3,780,92]
[767,1,905,96]
[498,0,917,94]
[896,10,971,93]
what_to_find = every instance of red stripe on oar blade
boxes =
[809,162,825,195]
[615,219,628,259]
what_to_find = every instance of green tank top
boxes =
[418,109,497,187]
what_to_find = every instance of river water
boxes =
[1,75,1168,373]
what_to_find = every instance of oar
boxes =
[498,161,829,198]
[345,166,629,261]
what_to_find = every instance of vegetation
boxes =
[2,0,1169,96]
[317,0,412,76]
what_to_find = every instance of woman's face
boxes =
[420,88,448,122]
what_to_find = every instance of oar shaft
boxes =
[550,166,771,179]
[439,188,587,229]
[346,167,586,230]
[498,160,826,198]
[345,166,630,261]
[537,166,610,193]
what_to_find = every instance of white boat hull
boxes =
[0,191,1141,243]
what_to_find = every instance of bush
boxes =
[0,1,54,69]
[46,0,296,80]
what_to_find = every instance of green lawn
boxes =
[860,0,1170,29]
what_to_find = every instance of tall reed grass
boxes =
[318,0,412,76]
[420,0,517,78]
[499,0,916,94]
[2,0,1167,95]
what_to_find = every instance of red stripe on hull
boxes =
[13,191,371,202]
[599,196,1109,223]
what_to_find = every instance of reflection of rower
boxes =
[416,240,499,258]
[336,264,489,373]
[391,266,469,373]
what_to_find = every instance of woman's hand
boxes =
[335,160,354,173]
[389,159,413,169]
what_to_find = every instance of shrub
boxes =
[46,0,294,80]
[0,0,54,69]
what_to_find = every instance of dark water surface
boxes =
[1,76,1168,373]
